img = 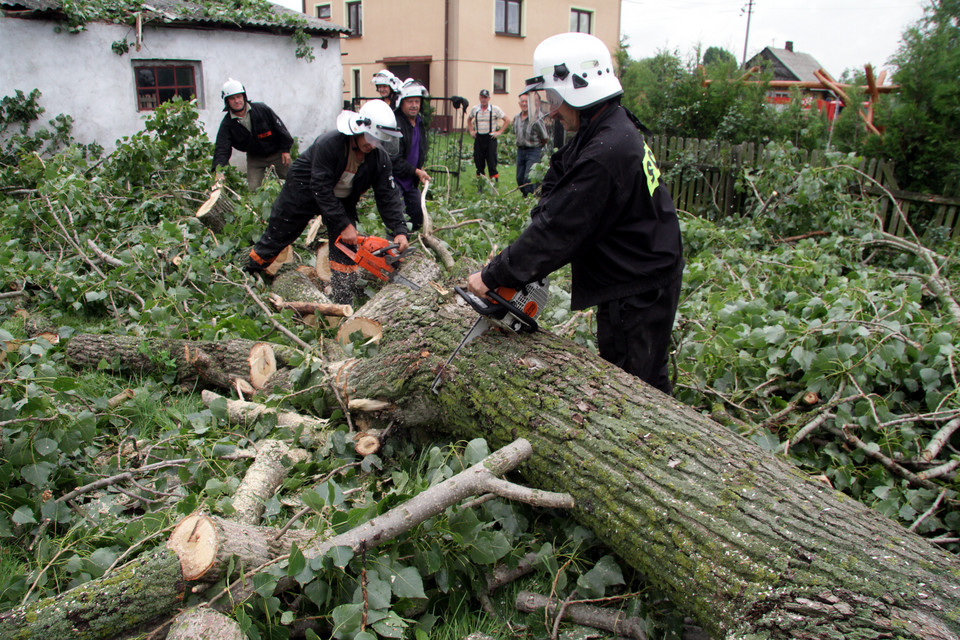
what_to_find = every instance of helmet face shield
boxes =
[363,132,400,156]
[544,88,565,110]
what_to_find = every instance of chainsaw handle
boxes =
[454,286,538,333]
[334,234,359,263]
[486,289,539,332]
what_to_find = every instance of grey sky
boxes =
[620,0,929,79]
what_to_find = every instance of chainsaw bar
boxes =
[430,278,549,394]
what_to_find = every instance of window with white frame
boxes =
[493,69,508,94]
[316,4,331,19]
[570,8,592,33]
[495,0,521,36]
[133,61,201,111]
[346,1,361,37]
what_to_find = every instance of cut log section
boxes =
[315,241,331,281]
[264,245,294,277]
[66,335,300,393]
[247,342,277,390]
[304,216,324,247]
[336,317,382,346]
[166,513,285,582]
[354,432,380,456]
[195,184,232,234]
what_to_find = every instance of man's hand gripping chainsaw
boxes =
[334,234,420,290]
[430,278,549,394]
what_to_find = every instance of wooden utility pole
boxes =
[741,0,755,67]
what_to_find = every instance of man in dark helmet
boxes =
[212,78,293,190]
[467,33,684,395]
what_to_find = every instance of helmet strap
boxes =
[578,96,618,128]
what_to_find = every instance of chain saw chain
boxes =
[334,234,420,290]
[430,278,549,394]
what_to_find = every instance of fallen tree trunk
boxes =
[66,335,301,393]
[333,284,960,639]
[0,548,185,640]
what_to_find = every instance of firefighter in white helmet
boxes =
[212,78,293,190]
[248,100,409,304]
[390,79,431,233]
[371,69,402,109]
[467,32,684,395]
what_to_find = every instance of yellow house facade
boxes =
[302,0,621,114]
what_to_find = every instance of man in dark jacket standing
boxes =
[467,32,683,394]
[391,79,431,233]
[247,100,409,304]
[212,78,293,190]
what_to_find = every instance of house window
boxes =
[570,8,592,34]
[316,4,330,19]
[493,69,507,94]
[346,1,361,37]
[495,0,521,36]
[134,61,199,111]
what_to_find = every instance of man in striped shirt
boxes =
[467,89,507,182]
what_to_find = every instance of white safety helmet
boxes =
[370,69,402,93]
[521,32,622,110]
[398,78,428,103]
[221,78,246,100]
[336,100,402,155]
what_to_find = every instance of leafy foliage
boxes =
[55,0,317,60]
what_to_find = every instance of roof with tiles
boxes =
[0,0,349,36]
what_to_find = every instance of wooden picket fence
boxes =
[646,135,960,239]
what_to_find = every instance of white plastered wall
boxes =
[0,16,344,171]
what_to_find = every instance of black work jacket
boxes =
[391,111,429,179]
[212,102,293,170]
[482,103,683,310]
[276,130,408,236]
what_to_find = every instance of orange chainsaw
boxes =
[334,234,420,290]
[430,278,549,394]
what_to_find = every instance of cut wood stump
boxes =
[336,317,382,346]
[195,183,233,234]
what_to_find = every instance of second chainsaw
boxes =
[334,234,420,290]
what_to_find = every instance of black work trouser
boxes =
[596,274,682,395]
[400,186,423,231]
[473,134,498,177]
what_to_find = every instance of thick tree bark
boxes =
[335,283,960,640]
[66,334,301,393]
[0,548,184,640]
[167,608,245,640]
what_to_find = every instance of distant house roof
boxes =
[0,0,350,36]
[746,43,828,83]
